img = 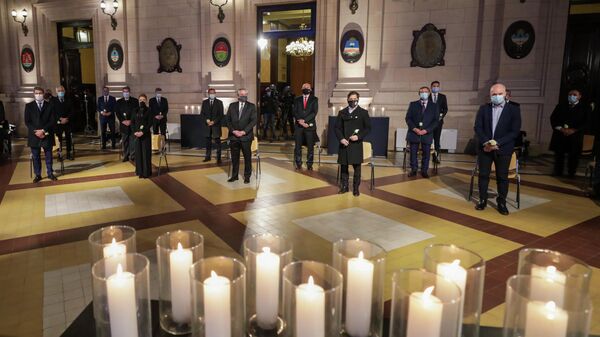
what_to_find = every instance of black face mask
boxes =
[302,88,311,95]
[348,100,358,108]
[140,102,147,108]
[238,96,248,103]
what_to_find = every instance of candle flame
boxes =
[423,286,435,298]
[262,247,271,254]
[110,237,117,245]
[358,251,364,259]
[177,242,183,251]
[308,275,315,286]
[116,264,123,275]
[546,266,557,274]
[211,270,218,278]
[545,266,559,283]
[451,259,461,267]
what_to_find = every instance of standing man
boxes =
[261,87,278,142]
[97,86,117,150]
[53,85,74,160]
[25,87,58,182]
[149,88,169,135]
[200,88,224,164]
[280,86,295,140]
[293,83,318,170]
[474,83,521,215]
[226,88,257,184]
[430,81,448,164]
[116,87,138,161]
[406,86,439,178]
[549,89,589,177]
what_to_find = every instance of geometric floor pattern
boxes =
[430,187,551,212]
[44,186,133,217]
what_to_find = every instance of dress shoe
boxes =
[67,153,73,161]
[421,171,430,178]
[33,176,42,183]
[295,163,302,170]
[408,170,417,177]
[227,176,239,182]
[307,166,313,171]
[338,184,349,194]
[353,186,360,196]
[48,174,58,181]
[203,158,211,162]
[497,203,509,215]
[475,200,487,211]
[243,177,251,184]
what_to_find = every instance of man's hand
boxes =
[341,139,350,146]
[349,135,358,142]
[420,129,428,135]
[34,130,45,138]
[302,122,310,128]
[413,128,421,134]
[297,119,305,124]
[154,115,162,120]
[208,121,214,126]
[134,131,143,138]
[232,130,246,137]
[59,118,68,125]
[564,128,576,136]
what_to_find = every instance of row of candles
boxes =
[88,225,594,337]
[184,105,202,114]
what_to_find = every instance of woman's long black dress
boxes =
[132,104,153,178]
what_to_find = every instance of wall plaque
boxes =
[410,23,446,68]
[340,29,364,64]
[21,46,35,73]
[107,41,124,71]
[212,37,231,67]
[157,38,182,73]
[504,20,535,59]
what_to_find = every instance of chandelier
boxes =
[285,38,314,57]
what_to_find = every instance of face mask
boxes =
[209,94,216,100]
[123,92,130,99]
[140,101,147,108]
[419,92,429,100]
[34,94,44,102]
[491,94,505,105]
[58,92,65,98]
[348,100,358,108]
[568,95,579,104]
[302,88,311,95]
[266,92,271,97]
[431,87,440,93]
[239,96,248,103]
[155,93,162,98]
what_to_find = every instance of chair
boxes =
[157,135,169,176]
[402,142,438,173]
[336,141,375,190]
[582,135,595,189]
[219,126,231,162]
[468,151,520,209]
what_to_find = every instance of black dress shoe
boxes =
[295,163,302,170]
[408,170,417,177]
[421,171,429,178]
[243,177,251,184]
[227,176,239,182]
[48,174,58,181]
[353,187,360,196]
[497,203,509,215]
[307,166,313,171]
[33,176,42,183]
[203,158,211,162]
[338,184,349,194]
[475,201,487,210]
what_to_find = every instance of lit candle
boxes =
[406,286,443,337]
[530,266,566,307]
[436,259,467,336]
[381,107,385,116]
[169,243,193,323]
[197,106,201,114]
[103,238,127,275]
[107,264,139,337]
[371,106,376,116]
[256,247,280,329]
[332,106,336,116]
[185,105,189,113]
[345,251,374,337]
[204,271,231,337]
[296,276,325,337]
[524,301,568,337]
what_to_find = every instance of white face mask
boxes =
[34,94,44,102]
[156,93,162,98]
[209,94,216,100]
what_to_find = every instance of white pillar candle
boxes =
[256,247,280,329]
[524,301,568,337]
[406,286,443,337]
[345,251,374,337]
[530,266,566,307]
[437,259,467,337]
[332,106,336,116]
[169,243,193,323]
[296,276,325,337]
[371,106,376,116]
[197,106,201,114]
[107,264,139,337]
[103,238,127,276]
[185,105,189,113]
[204,271,231,337]
[381,107,385,116]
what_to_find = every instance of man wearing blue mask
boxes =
[97,86,117,150]
[474,83,521,215]
[405,86,439,178]
[549,89,589,177]
[430,81,448,164]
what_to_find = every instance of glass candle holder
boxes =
[503,275,592,337]
[282,261,343,337]
[389,269,462,337]
[517,248,592,306]
[91,253,151,337]
[157,230,205,335]
[190,256,247,337]
[423,244,485,337]
[332,239,386,337]
[244,233,293,336]
[89,225,137,275]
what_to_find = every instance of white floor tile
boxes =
[430,187,550,212]
[206,172,286,190]
[44,186,133,217]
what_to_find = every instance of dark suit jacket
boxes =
[0,100,5,121]
[507,100,520,107]
[51,97,72,120]
[226,102,257,142]
[549,102,589,152]
[200,98,224,138]
[405,100,439,144]
[149,97,169,118]
[25,100,56,148]
[474,103,522,156]
[97,95,117,122]
[116,98,139,134]
[431,92,448,122]
[335,106,372,165]
[293,95,318,130]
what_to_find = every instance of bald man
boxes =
[474,83,521,215]
[293,83,318,170]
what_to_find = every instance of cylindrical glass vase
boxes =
[88,225,137,275]
[503,275,592,337]
[423,244,485,337]
[332,239,386,337]
[157,230,204,335]
[282,261,343,337]
[91,253,151,337]
[517,248,592,306]
[190,256,246,337]
[244,233,293,336]
[389,269,462,337]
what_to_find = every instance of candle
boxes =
[204,271,231,337]
[436,259,467,336]
[185,105,189,113]
[169,243,193,323]
[524,301,568,337]
[103,238,127,275]
[381,107,385,116]
[256,247,280,329]
[530,266,566,306]
[371,106,376,116]
[406,286,443,337]
[345,251,374,337]
[197,106,201,114]
[296,276,325,337]
[107,264,139,337]
[332,106,336,116]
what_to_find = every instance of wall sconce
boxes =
[10,9,28,36]
[209,0,228,23]
[100,0,119,30]
[350,0,358,14]
[257,38,268,50]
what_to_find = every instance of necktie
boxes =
[421,101,426,113]
[105,96,108,104]
[433,94,437,103]
[210,100,213,107]
[157,98,160,105]
[38,102,42,110]
[303,96,307,109]
[239,103,244,119]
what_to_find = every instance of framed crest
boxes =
[157,38,182,73]
[21,46,35,73]
[504,21,535,59]
[212,37,231,67]
[410,23,446,68]
[340,29,364,63]
[107,41,124,71]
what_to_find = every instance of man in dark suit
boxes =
[0,100,6,156]
[293,83,318,170]
[474,83,522,215]
[406,86,439,178]
[226,88,257,184]
[505,89,520,107]
[149,87,169,135]
[97,86,117,149]
[115,86,138,162]
[549,89,590,177]
[25,87,58,182]
[261,87,278,142]
[52,85,74,160]
[430,81,448,164]
[200,88,225,164]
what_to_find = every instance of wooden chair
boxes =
[402,142,438,173]
[157,135,169,176]
[468,151,520,209]
[336,141,375,190]
[220,126,230,162]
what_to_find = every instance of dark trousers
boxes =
[31,146,53,177]
[122,132,133,160]
[410,142,431,172]
[56,124,72,153]
[262,113,275,139]
[281,111,294,137]
[100,119,116,148]
[294,128,315,167]
[553,150,580,176]
[205,137,222,160]
[134,137,152,178]
[433,122,443,152]
[341,164,361,186]
[230,139,252,178]
[152,118,167,135]
[478,151,511,204]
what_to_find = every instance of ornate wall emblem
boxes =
[410,23,446,68]
[212,37,231,67]
[21,46,35,73]
[157,38,182,73]
[340,29,364,63]
[107,41,124,71]
[504,21,535,59]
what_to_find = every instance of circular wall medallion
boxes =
[107,41,124,71]
[21,46,35,73]
[340,29,364,64]
[504,20,535,59]
[212,37,231,67]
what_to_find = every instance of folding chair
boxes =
[157,135,169,176]
[293,131,322,168]
[402,142,438,173]
[336,141,375,190]
[468,151,520,209]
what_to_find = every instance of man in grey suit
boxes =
[226,88,257,184]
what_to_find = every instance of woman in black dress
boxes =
[132,94,153,178]
[335,91,372,196]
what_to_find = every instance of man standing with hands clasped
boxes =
[25,87,58,182]
[226,88,257,184]
[200,88,224,164]
[405,86,439,178]
[293,83,318,170]
[150,88,169,136]
[430,81,448,164]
